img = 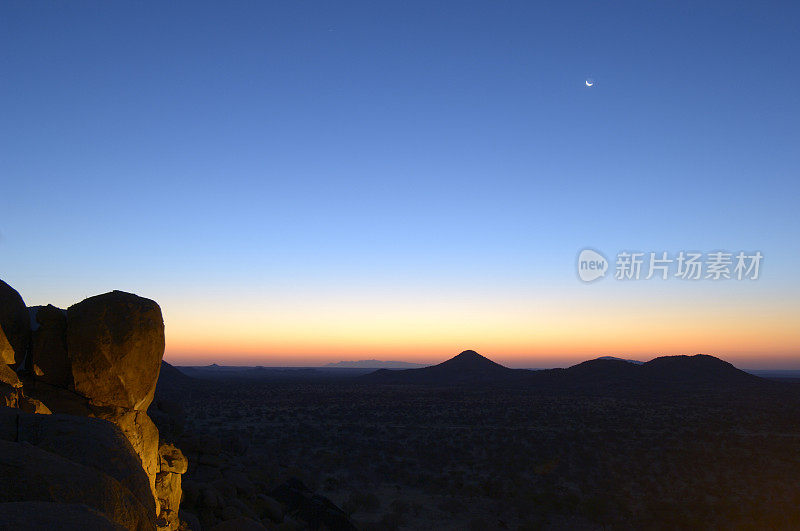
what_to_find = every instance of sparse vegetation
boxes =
[162,377,800,530]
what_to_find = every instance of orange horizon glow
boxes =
[161,286,800,369]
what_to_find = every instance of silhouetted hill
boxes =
[158,361,194,385]
[530,354,763,395]
[363,351,765,393]
[152,362,196,404]
[362,350,530,384]
[641,354,756,385]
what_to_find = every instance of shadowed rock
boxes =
[18,395,51,414]
[0,438,154,530]
[0,279,29,365]
[270,477,357,531]
[0,502,127,530]
[29,304,71,388]
[1,406,155,515]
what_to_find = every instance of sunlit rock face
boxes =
[0,279,186,530]
[66,290,165,411]
[156,441,189,528]
[0,323,16,368]
[0,362,22,407]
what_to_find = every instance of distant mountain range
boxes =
[361,350,763,393]
[325,359,429,369]
[165,351,787,393]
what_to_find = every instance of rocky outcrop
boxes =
[156,442,188,529]
[91,405,163,504]
[0,411,155,530]
[0,279,186,530]
[0,502,129,531]
[0,322,16,367]
[0,279,29,366]
[65,291,164,411]
[0,407,154,517]
[270,477,357,531]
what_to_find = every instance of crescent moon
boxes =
[585,80,593,87]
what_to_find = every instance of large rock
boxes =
[0,364,22,408]
[66,290,164,410]
[23,386,163,505]
[91,406,162,507]
[19,379,93,416]
[159,441,189,474]
[0,285,186,529]
[0,279,29,365]
[0,324,14,367]
[270,478,357,530]
[0,407,155,516]
[0,502,128,530]
[0,385,17,408]
[0,363,21,389]
[29,304,71,387]
[0,438,154,530]
[208,516,266,531]
[155,469,183,529]
[18,395,51,414]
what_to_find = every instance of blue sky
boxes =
[1,2,798,366]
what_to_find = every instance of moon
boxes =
[585,80,594,87]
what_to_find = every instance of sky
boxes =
[1,2,798,368]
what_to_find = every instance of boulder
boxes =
[0,501,128,530]
[0,384,18,408]
[155,470,183,530]
[91,407,161,506]
[200,486,224,509]
[180,510,202,531]
[0,363,21,389]
[2,407,155,515]
[0,285,187,530]
[255,494,284,523]
[223,469,257,498]
[0,364,23,408]
[221,505,242,520]
[29,304,71,387]
[182,479,201,506]
[270,478,357,531]
[209,516,266,531]
[0,438,154,530]
[155,442,187,529]
[66,290,164,410]
[0,324,14,367]
[18,395,51,414]
[0,279,29,365]
[159,441,189,474]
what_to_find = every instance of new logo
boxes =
[577,249,608,282]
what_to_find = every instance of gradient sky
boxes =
[1,2,798,368]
